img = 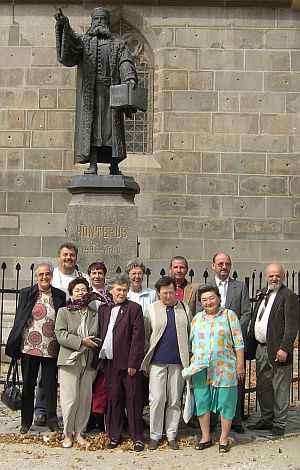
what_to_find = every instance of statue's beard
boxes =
[87,24,111,37]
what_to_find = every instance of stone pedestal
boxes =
[66,175,140,275]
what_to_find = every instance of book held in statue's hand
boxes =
[110,83,147,113]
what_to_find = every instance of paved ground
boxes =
[1,399,300,441]
[0,399,300,469]
[1,353,300,468]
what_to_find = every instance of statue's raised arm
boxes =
[54,8,69,27]
[54,7,82,67]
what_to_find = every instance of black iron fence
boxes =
[1,262,299,417]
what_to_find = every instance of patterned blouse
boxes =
[182,308,244,387]
[21,289,57,358]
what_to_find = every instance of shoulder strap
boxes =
[224,308,236,353]
[6,358,20,386]
[180,301,190,324]
[190,282,199,289]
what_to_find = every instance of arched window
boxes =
[112,20,153,154]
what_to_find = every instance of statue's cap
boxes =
[91,8,111,21]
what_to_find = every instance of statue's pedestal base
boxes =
[66,175,140,275]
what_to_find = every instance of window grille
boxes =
[112,20,153,154]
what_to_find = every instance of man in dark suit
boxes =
[247,263,299,436]
[5,262,66,433]
[97,275,145,451]
[208,252,251,433]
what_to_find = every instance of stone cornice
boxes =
[8,0,297,9]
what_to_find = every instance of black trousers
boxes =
[20,353,58,428]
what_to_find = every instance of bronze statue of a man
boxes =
[54,7,138,175]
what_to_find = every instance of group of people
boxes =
[5,243,299,454]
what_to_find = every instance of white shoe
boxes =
[62,438,73,448]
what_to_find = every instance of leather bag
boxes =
[1,358,22,411]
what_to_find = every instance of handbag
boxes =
[182,379,195,424]
[1,358,22,411]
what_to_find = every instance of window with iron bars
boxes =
[112,20,153,154]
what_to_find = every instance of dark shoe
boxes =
[84,166,97,175]
[219,442,230,453]
[20,426,29,434]
[48,424,60,433]
[168,439,179,450]
[86,414,98,432]
[34,415,46,427]
[107,439,119,449]
[195,439,212,450]
[269,426,285,436]
[95,415,105,432]
[109,164,123,176]
[148,439,159,450]
[247,420,272,431]
[133,440,144,452]
[77,155,89,164]
[231,424,245,434]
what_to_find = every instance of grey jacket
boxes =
[55,306,99,368]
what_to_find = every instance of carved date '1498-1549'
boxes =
[81,245,121,255]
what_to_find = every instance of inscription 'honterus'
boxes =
[77,225,128,239]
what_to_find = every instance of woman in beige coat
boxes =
[55,277,99,448]
[141,276,192,451]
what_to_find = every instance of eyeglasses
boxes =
[159,290,175,297]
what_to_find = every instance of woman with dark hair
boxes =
[88,262,107,292]
[141,276,192,451]
[86,261,108,432]
[87,261,107,312]
[55,277,103,448]
[182,284,245,453]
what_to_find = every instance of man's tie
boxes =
[258,289,273,321]
[219,281,226,307]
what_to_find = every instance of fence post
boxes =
[0,262,7,376]
[203,269,208,283]
[145,268,151,288]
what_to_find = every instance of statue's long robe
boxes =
[55,21,137,163]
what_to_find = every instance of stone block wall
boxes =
[0,3,300,284]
